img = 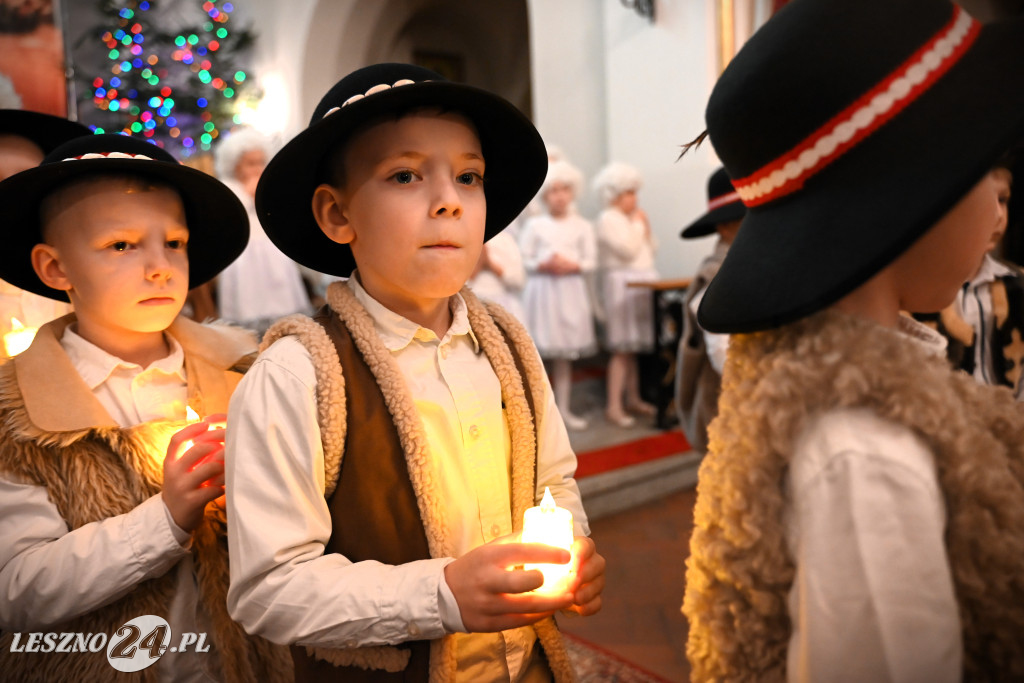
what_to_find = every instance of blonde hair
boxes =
[592,162,642,207]
[214,127,271,180]
[539,159,583,200]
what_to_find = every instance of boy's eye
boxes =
[457,172,483,186]
[167,239,186,249]
[111,241,130,252]
[392,171,415,184]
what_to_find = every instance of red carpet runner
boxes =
[574,430,691,479]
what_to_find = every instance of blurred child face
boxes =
[545,182,573,218]
[33,178,190,352]
[322,110,486,313]
[990,166,1012,250]
[233,148,266,185]
[612,189,637,215]
[0,134,44,181]
[894,169,1009,313]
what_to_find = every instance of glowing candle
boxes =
[521,487,574,594]
[4,318,37,357]
[179,406,203,458]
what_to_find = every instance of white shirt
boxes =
[0,326,215,682]
[225,276,588,682]
[596,207,656,271]
[688,284,729,374]
[785,317,962,682]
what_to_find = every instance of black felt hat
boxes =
[255,62,548,277]
[680,167,746,239]
[697,0,1024,334]
[0,133,248,301]
[0,109,90,153]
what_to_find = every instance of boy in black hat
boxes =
[674,166,744,453]
[682,0,1024,680]
[0,109,89,357]
[0,134,291,681]
[224,63,605,682]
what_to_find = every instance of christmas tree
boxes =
[75,0,257,157]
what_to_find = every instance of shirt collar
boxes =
[897,314,948,358]
[60,324,186,391]
[968,253,1015,288]
[346,272,480,353]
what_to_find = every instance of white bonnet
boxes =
[214,127,272,180]
[592,161,643,206]
[540,159,584,199]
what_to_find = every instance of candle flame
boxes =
[4,317,38,357]
[186,406,201,422]
[540,486,556,512]
[10,317,24,331]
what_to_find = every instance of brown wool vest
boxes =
[291,306,539,683]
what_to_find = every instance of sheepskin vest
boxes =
[260,282,575,683]
[676,243,728,453]
[0,315,293,683]
[683,311,1024,682]
[916,269,1024,394]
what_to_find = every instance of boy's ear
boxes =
[311,183,355,245]
[30,243,72,293]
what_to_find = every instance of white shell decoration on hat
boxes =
[322,79,419,119]
[63,152,155,162]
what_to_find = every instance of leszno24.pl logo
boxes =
[9,615,209,672]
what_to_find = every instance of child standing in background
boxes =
[520,159,597,430]
[593,162,658,427]
[214,127,311,335]
[468,226,527,324]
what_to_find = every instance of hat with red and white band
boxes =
[680,166,746,239]
[696,0,1024,334]
[0,133,248,301]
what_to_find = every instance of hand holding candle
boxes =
[161,412,228,532]
[521,487,575,594]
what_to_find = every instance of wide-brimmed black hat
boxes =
[680,167,746,239]
[0,109,90,153]
[0,133,248,301]
[255,62,548,277]
[697,0,1024,334]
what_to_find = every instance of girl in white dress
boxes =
[594,162,659,427]
[214,128,311,334]
[520,160,597,430]
[468,225,527,323]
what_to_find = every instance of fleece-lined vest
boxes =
[917,269,1024,393]
[261,282,575,683]
[683,311,1024,682]
[0,321,293,683]
[676,245,727,453]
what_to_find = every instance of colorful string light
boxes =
[86,0,254,156]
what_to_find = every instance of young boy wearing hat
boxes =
[224,63,605,682]
[681,0,1024,680]
[0,109,90,357]
[0,134,291,681]
[674,167,744,452]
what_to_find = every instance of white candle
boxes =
[521,487,574,594]
[4,318,37,357]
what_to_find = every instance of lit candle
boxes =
[4,318,37,357]
[521,487,574,594]
[179,406,203,459]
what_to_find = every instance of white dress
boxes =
[519,213,597,359]
[216,179,310,330]
[467,230,526,324]
[596,207,658,352]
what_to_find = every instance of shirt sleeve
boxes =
[224,336,453,647]
[531,351,590,537]
[785,408,962,683]
[518,220,542,272]
[577,220,598,273]
[0,483,188,631]
[487,233,526,291]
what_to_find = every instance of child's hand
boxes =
[444,537,575,633]
[564,536,605,616]
[161,420,226,532]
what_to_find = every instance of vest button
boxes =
[469,425,480,440]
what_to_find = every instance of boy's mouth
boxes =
[424,241,459,249]
[139,296,177,305]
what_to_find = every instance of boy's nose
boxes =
[431,179,463,219]
[145,247,173,281]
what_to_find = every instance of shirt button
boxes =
[440,346,449,360]
[490,524,501,537]
[469,425,480,440]
[408,624,420,637]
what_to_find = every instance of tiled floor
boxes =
[558,486,696,683]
